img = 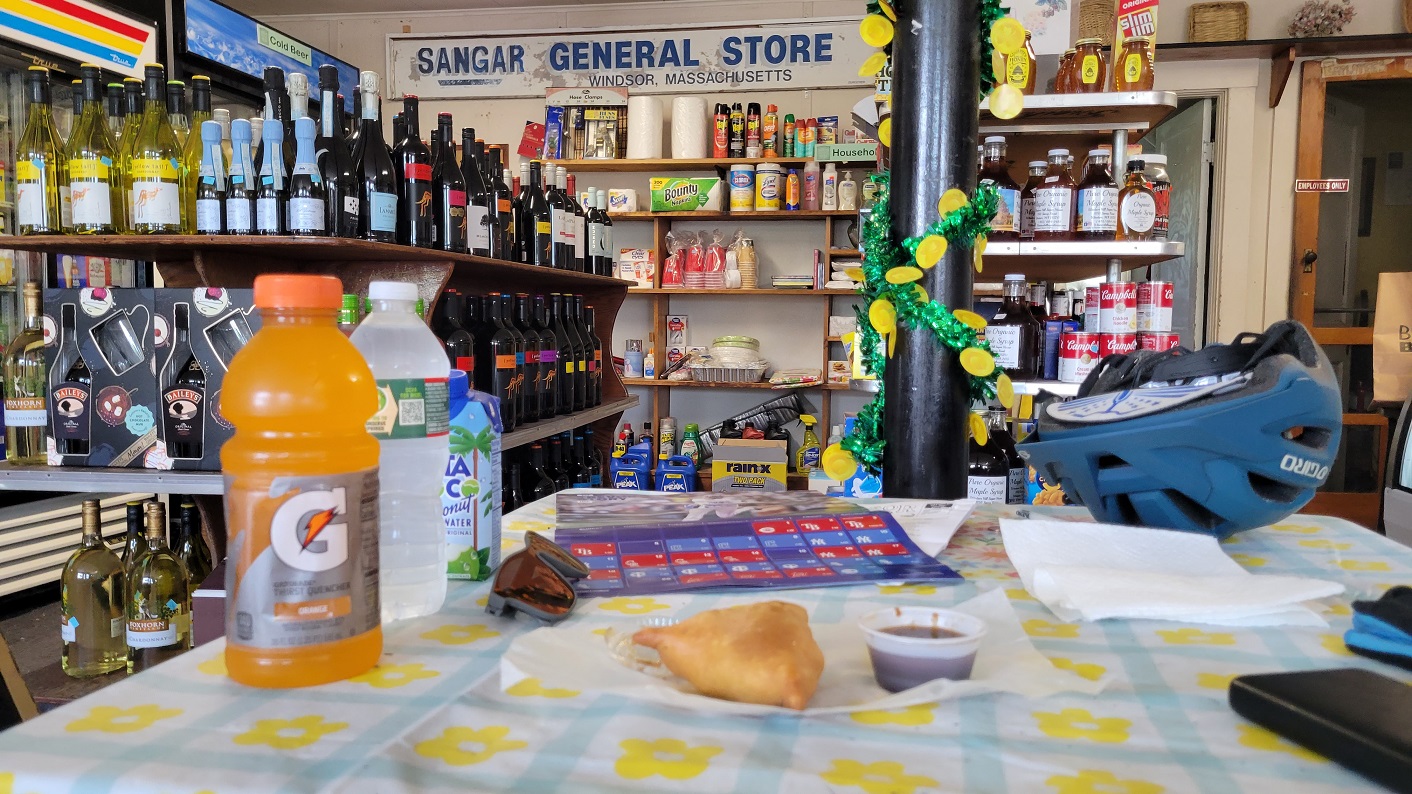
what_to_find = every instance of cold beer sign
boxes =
[387,19,873,99]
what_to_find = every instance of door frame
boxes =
[1291,56,1412,527]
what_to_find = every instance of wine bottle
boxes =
[15,67,63,235]
[527,163,554,267]
[523,443,556,501]
[316,65,358,238]
[180,76,211,234]
[494,160,516,261]
[213,107,231,165]
[127,501,191,673]
[532,295,557,420]
[60,499,127,678]
[288,117,326,236]
[61,78,79,231]
[176,502,212,587]
[437,292,475,371]
[165,79,188,150]
[347,88,362,149]
[288,71,309,120]
[105,81,124,140]
[116,78,141,221]
[351,71,397,243]
[255,116,286,235]
[129,64,184,234]
[545,434,571,492]
[587,189,613,276]
[4,282,46,464]
[120,500,147,572]
[395,96,433,248]
[568,295,589,412]
[431,113,467,252]
[514,160,532,263]
[546,163,571,268]
[462,128,491,256]
[225,119,255,234]
[67,64,122,235]
[584,305,604,407]
[513,293,543,424]
[254,67,292,178]
[488,293,519,430]
[548,294,575,417]
[49,303,92,456]
[583,426,604,487]
[159,302,205,460]
[194,120,225,235]
[565,172,587,272]
[569,432,593,487]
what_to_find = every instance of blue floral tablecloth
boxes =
[1,505,1408,794]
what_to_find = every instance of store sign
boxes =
[815,143,878,162]
[1295,179,1350,193]
[183,0,357,110]
[0,0,157,78]
[387,19,873,99]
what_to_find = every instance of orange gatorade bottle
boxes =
[221,274,382,687]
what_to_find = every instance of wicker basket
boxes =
[1078,0,1116,45]
[1189,2,1249,42]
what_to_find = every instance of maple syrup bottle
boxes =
[1118,159,1158,241]
[1074,149,1118,241]
[1032,149,1075,242]
[985,274,1042,379]
[979,136,1021,241]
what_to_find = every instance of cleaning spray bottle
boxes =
[796,414,822,472]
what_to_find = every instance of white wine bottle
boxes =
[194,120,225,235]
[15,66,63,235]
[115,78,142,233]
[128,64,184,234]
[127,500,192,673]
[226,118,255,235]
[180,76,212,235]
[67,64,122,235]
[3,282,47,464]
[288,117,325,236]
[61,499,127,678]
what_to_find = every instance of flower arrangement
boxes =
[1289,0,1356,37]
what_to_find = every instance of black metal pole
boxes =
[883,0,979,499]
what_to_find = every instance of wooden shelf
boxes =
[984,240,1185,282]
[627,288,857,297]
[501,397,639,451]
[979,91,1178,140]
[828,248,862,257]
[609,210,855,221]
[827,336,844,343]
[623,378,850,390]
[549,157,875,172]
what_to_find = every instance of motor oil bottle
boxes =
[222,274,382,688]
[679,423,703,468]
[796,414,822,472]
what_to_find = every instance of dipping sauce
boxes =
[881,625,964,639]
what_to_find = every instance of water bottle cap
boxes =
[367,281,419,302]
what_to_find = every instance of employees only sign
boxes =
[387,19,873,99]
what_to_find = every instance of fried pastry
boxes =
[633,601,824,710]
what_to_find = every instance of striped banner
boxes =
[0,0,156,78]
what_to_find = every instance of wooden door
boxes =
[1291,57,1412,528]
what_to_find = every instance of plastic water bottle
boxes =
[351,281,449,621]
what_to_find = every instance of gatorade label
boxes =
[366,378,449,439]
[227,469,380,649]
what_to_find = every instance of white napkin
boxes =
[999,519,1345,627]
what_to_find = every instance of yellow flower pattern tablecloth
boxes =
[1,506,1410,793]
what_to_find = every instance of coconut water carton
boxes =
[444,370,502,580]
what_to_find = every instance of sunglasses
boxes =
[485,531,591,625]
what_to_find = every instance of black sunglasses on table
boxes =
[485,531,591,626]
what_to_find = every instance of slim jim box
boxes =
[150,288,260,471]
[43,287,158,468]
[710,438,789,493]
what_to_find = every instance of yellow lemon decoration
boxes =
[877,117,892,148]
[989,17,1027,54]
[969,412,989,446]
[996,372,1015,408]
[860,14,894,47]
[1019,393,1034,419]
[887,329,897,358]
[878,0,897,22]
[974,234,988,272]
[913,285,928,304]
[937,188,969,216]
[822,443,859,480]
[988,83,1025,120]
[960,346,996,377]
[953,309,987,330]
[859,51,889,77]
[886,266,923,285]
[914,235,948,268]
[844,266,864,281]
[869,298,897,335]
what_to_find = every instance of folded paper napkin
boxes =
[999,519,1345,627]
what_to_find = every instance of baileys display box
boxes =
[43,287,157,468]
[42,287,258,471]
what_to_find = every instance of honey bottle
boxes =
[1056,50,1077,93]
[1004,32,1037,95]
[1117,159,1157,241]
[1074,38,1108,94]
[1115,37,1155,91]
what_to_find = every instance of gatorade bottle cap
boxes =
[254,274,343,309]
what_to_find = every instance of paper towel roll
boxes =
[671,96,708,159]
[627,96,663,160]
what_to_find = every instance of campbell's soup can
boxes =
[755,162,783,211]
[1137,281,1174,332]
[1058,331,1101,383]
[1139,332,1181,352]
[728,164,755,212]
[1083,286,1100,331]
[1099,332,1138,358]
[1098,281,1137,333]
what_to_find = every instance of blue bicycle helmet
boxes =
[1018,320,1341,538]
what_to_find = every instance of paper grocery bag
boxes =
[1373,271,1412,404]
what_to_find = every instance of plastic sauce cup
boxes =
[859,607,987,692]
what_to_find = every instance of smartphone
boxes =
[1229,667,1412,793]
